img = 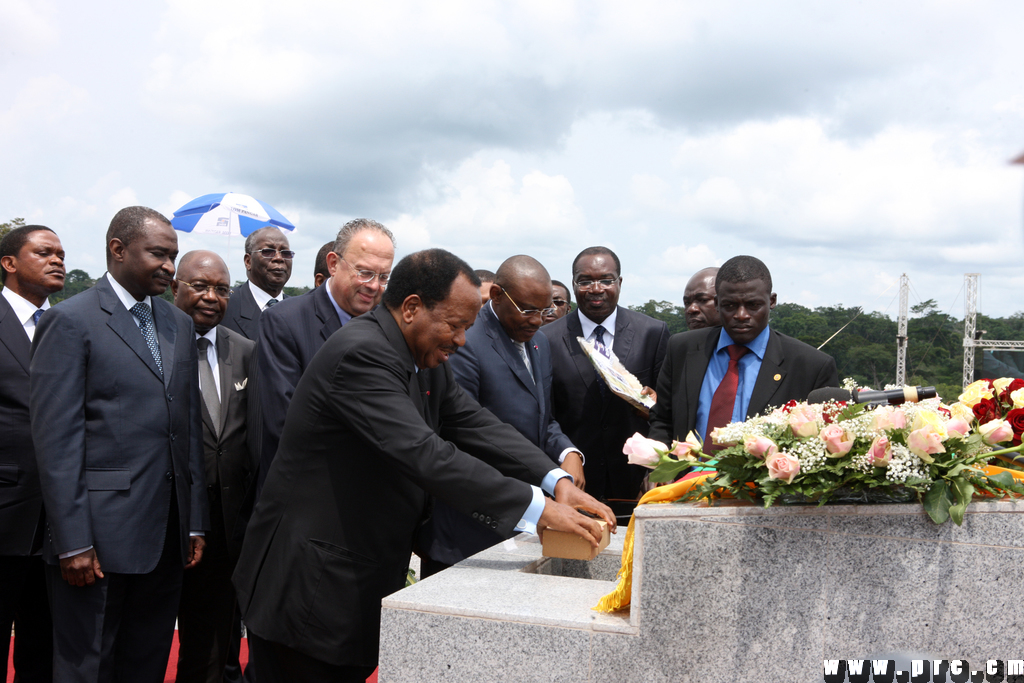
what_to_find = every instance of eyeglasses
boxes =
[501,288,556,319]
[253,247,296,260]
[574,278,619,290]
[341,257,390,286]
[552,299,569,308]
[176,280,231,298]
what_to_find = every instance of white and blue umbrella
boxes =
[171,192,296,236]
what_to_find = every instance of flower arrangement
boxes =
[623,378,1024,526]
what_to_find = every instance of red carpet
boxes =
[7,635,378,682]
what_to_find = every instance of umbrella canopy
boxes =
[171,192,296,236]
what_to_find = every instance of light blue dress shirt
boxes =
[695,325,772,444]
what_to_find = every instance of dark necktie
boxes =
[593,325,609,395]
[32,309,43,326]
[266,298,279,308]
[515,341,534,383]
[130,302,162,375]
[197,337,220,436]
[706,345,749,451]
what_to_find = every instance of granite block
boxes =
[378,609,591,683]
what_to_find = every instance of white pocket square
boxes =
[235,378,247,391]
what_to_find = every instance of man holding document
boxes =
[234,248,614,682]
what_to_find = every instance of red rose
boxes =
[821,402,847,424]
[973,398,1000,425]
[938,406,951,418]
[1007,408,1024,446]
[1001,379,1024,404]
[781,399,798,414]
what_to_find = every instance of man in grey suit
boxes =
[422,255,586,577]
[0,224,65,682]
[648,255,839,449]
[172,251,255,683]
[30,207,208,682]
[546,246,669,502]
[221,226,293,340]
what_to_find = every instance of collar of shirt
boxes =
[248,282,280,311]
[715,324,771,360]
[106,272,152,312]
[324,278,354,327]
[2,287,49,340]
[196,326,218,348]
[578,307,618,345]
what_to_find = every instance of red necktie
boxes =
[705,345,748,451]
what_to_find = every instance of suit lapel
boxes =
[483,306,541,402]
[153,299,177,388]
[0,298,31,374]
[612,307,635,365]
[747,329,786,417]
[216,327,233,436]
[314,285,343,342]
[97,279,163,381]
[562,311,596,388]
[686,328,719,432]
[374,308,427,422]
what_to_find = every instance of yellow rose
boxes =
[1011,388,1024,410]
[912,409,948,440]
[948,402,975,423]
[958,380,994,408]
[994,377,1014,395]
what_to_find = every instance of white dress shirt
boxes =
[1,287,49,341]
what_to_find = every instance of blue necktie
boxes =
[593,325,609,395]
[130,302,163,375]
[32,309,43,326]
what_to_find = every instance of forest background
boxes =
[4,218,1015,402]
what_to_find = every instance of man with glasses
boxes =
[252,218,395,495]
[222,227,294,340]
[171,251,256,683]
[421,255,586,577]
[546,246,669,502]
[543,279,572,325]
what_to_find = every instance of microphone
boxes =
[805,386,937,406]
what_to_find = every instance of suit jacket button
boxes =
[472,512,479,519]
[165,472,173,481]
[170,433,176,441]
[167,394,173,401]
[484,516,491,524]
[491,521,497,529]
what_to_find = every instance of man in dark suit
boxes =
[252,218,394,494]
[172,251,255,683]
[313,241,333,288]
[648,255,839,449]
[234,249,614,682]
[546,246,669,502]
[30,207,208,682]
[221,226,293,340]
[423,255,585,577]
[0,225,65,682]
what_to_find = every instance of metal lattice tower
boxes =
[962,273,979,388]
[895,274,909,386]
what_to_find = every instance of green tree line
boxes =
[630,299,1024,401]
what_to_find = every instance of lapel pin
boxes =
[426,390,430,396]
[774,374,782,381]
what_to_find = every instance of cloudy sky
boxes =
[3,0,1024,322]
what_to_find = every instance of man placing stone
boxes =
[422,255,586,577]
[234,248,614,682]
[222,227,293,340]
[683,266,720,330]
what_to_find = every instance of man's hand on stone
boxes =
[553,477,616,533]
[561,451,586,491]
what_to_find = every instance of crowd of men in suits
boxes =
[0,205,838,682]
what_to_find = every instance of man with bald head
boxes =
[172,251,255,682]
[422,255,586,576]
[684,267,721,330]
[222,227,294,340]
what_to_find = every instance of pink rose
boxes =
[670,431,703,461]
[979,419,1014,445]
[873,407,908,431]
[708,427,736,448]
[743,434,778,460]
[907,425,946,463]
[622,433,665,468]
[867,435,891,467]
[788,405,820,438]
[765,452,801,484]
[945,417,971,438]
[819,424,854,457]
[889,409,907,429]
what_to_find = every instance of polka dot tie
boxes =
[32,309,43,326]
[130,302,163,375]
